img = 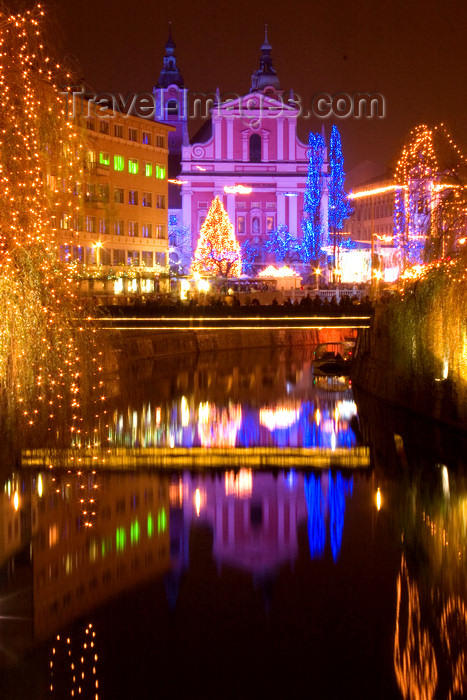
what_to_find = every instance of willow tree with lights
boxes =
[0,6,101,453]
[191,196,242,277]
[394,124,467,266]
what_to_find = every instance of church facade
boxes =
[154,28,329,273]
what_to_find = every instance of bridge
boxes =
[92,315,372,331]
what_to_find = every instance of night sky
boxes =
[50,0,467,174]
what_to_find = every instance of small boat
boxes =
[312,341,354,376]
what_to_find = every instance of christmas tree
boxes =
[301,131,326,265]
[191,196,242,277]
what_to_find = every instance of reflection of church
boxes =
[154,27,329,266]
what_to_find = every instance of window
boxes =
[114,154,124,171]
[266,215,275,231]
[99,218,109,234]
[114,187,124,204]
[86,118,95,131]
[142,250,153,266]
[127,250,140,266]
[114,124,123,138]
[101,248,111,265]
[237,216,245,234]
[99,184,109,203]
[73,246,84,262]
[144,161,152,177]
[167,100,178,116]
[142,223,152,238]
[85,216,95,233]
[249,133,261,162]
[155,252,167,266]
[142,131,151,145]
[142,191,152,207]
[129,127,138,142]
[86,246,96,265]
[99,120,110,134]
[128,158,138,174]
[155,225,166,239]
[128,189,138,205]
[156,194,165,209]
[155,164,165,179]
[86,150,96,169]
[99,151,110,166]
[114,220,124,236]
[128,221,138,237]
[84,183,96,202]
[156,135,166,148]
[113,249,125,265]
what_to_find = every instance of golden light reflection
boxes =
[197,402,242,448]
[376,488,382,511]
[394,555,438,700]
[225,469,253,499]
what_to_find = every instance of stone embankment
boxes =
[352,281,467,431]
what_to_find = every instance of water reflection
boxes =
[109,348,360,450]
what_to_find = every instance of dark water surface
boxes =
[1,347,466,699]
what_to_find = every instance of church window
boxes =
[237,216,245,234]
[252,216,260,233]
[167,100,178,116]
[249,133,261,162]
[142,131,151,145]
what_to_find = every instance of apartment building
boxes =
[56,99,173,297]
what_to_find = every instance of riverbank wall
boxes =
[352,271,467,431]
[102,327,356,375]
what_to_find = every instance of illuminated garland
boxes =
[191,196,242,277]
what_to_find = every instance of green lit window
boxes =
[147,513,153,538]
[101,537,112,557]
[130,520,140,545]
[114,155,124,171]
[157,508,167,534]
[156,164,165,179]
[145,161,152,177]
[99,151,110,166]
[116,527,126,552]
[128,158,138,175]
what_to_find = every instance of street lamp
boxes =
[314,267,322,290]
[93,241,103,266]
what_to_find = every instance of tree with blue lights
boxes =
[301,132,326,265]
[265,225,298,264]
[241,239,261,275]
[328,126,353,272]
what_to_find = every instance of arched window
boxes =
[249,133,261,162]
[167,99,178,116]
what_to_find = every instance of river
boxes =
[0,344,466,699]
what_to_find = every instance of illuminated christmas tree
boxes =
[301,131,326,265]
[0,6,101,453]
[191,196,242,277]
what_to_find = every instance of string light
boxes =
[191,196,242,277]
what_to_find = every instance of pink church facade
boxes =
[155,28,329,271]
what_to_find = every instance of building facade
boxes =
[154,28,329,274]
[55,99,173,296]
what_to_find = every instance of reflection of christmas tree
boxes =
[191,197,242,277]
